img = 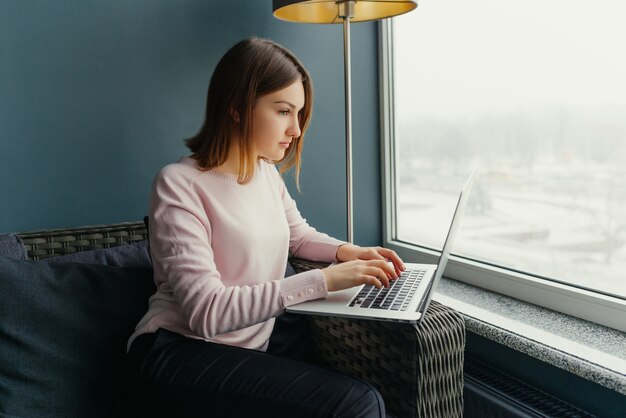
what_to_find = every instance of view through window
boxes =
[392,0,626,298]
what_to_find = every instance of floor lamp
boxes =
[272,0,417,243]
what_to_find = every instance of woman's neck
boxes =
[214,142,243,175]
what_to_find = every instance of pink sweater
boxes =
[128,157,345,351]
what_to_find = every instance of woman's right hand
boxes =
[321,260,399,292]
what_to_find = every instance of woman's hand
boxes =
[320,244,406,292]
[336,244,405,276]
[321,259,399,292]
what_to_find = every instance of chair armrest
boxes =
[288,257,330,272]
[18,221,147,260]
[289,257,465,418]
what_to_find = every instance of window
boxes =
[380,0,626,330]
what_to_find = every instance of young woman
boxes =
[127,37,405,417]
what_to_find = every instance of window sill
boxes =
[434,277,626,395]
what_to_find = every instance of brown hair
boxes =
[186,37,313,188]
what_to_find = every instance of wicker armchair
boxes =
[18,221,465,418]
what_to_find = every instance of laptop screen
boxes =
[418,170,476,318]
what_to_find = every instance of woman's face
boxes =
[252,80,304,162]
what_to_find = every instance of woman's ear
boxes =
[228,107,240,123]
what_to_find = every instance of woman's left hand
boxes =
[336,244,405,277]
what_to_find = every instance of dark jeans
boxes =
[127,313,386,418]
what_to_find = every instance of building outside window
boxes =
[383,0,626,328]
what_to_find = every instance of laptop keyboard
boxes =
[348,268,426,311]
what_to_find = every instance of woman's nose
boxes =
[287,117,301,138]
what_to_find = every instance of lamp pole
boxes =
[272,0,417,243]
[339,1,355,243]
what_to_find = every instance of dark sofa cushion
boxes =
[44,240,151,267]
[0,256,155,418]
[0,233,28,260]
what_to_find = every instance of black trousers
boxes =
[126,313,386,418]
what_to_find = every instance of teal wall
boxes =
[0,0,381,245]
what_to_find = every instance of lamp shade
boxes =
[272,0,417,23]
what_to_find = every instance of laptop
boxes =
[286,170,475,324]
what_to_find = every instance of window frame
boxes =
[378,20,626,332]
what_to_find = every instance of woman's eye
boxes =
[279,109,289,116]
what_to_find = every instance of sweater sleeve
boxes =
[149,167,324,339]
[275,169,347,262]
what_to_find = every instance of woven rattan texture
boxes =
[18,221,147,260]
[290,257,465,418]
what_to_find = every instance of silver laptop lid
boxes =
[417,170,476,319]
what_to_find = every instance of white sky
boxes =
[393,0,626,117]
